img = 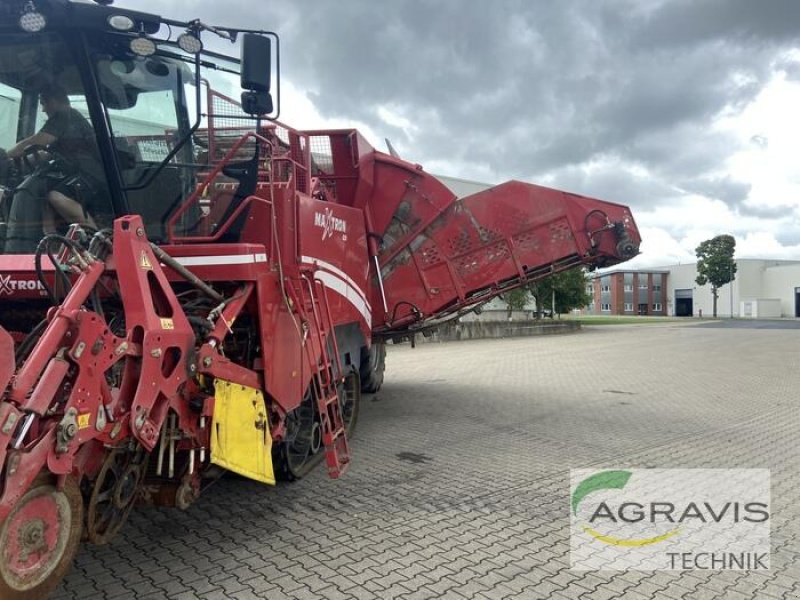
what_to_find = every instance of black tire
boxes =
[359,341,385,393]
[273,388,316,482]
[341,368,360,437]
[274,370,361,481]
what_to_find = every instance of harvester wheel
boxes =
[274,389,315,481]
[340,368,360,438]
[359,342,385,393]
[275,369,360,481]
[86,445,148,545]
[0,475,83,600]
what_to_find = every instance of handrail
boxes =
[166,131,268,240]
[169,195,272,244]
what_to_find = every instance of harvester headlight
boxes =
[130,35,156,57]
[177,32,203,54]
[19,1,46,32]
[108,15,135,32]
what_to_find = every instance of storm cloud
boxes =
[120,0,800,262]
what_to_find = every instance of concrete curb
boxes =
[410,319,581,343]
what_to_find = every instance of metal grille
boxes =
[512,230,540,250]
[263,124,292,168]
[420,244,442,265]
[477,226,501,243]
[447,231,475,256]
[209,91,253,162]
[549,220,573,242]
[454,254,480,276]
[202,90,313,196]
[271,124,291,150]
[309,135,334,174]
[485,241,511,263]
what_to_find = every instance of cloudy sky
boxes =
[120,0,800,267]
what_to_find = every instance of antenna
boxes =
[385,138,400,158]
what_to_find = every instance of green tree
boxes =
[502,287,529,319]
[529,267,592,317]
[695,234,736,318]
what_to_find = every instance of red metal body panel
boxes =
[256,271,303,412]
[297,196,371,334]
[158,243,269,282]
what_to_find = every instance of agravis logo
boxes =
[570,469,771,571]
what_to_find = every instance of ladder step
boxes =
[295,275,350,478]
[323,427,345,440]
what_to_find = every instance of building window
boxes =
[601,303,611,312]
[653,303,662,311]
[624,284,633,292]
[638,282,648,289]
[653,284,661,292]
[586,285,593,294]
[624,303,633,311]
[601,285,610,292]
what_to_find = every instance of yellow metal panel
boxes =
[210,380,275,485]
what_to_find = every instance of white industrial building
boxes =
[663,259,800,318]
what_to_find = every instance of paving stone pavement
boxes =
[52,322,800,600]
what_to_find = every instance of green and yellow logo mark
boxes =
[572,470,680,547]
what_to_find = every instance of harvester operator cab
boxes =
[0,0,278,253]
[0,31,110,252]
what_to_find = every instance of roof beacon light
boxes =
[19,1,46,33]
[108,14,135,32]
[177,31,203,54]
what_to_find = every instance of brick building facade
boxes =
[587,270,669,315]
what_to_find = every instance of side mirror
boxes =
[240,33,273,115]
[241,90,273,115]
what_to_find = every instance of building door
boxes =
[638,303,648,315]
[675,288,693,317]
[795,287,800,317]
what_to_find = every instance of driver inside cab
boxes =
[3,85,102,251]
